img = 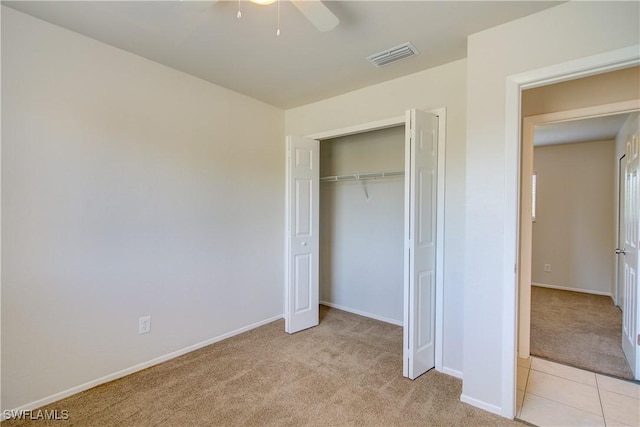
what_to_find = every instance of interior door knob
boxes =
[615,248,627,255]
[301,242,307,246]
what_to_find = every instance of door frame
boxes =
[518,100,640,358]
[504,44,640,416]
[301,107,447,372]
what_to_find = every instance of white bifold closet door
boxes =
[403,109,438,379]
[285,136,320,334]
[284,110,439,380]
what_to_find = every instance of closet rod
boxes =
[320,170,404,182]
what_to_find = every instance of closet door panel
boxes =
[404,110,438,379]
[285,136,320,334]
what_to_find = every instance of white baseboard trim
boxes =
[460,394,503,417]
[1,314,283,420]
[319,301,403,326]
[532,282,612,297]
[441,367,463,379]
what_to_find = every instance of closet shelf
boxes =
[320,171,404,182]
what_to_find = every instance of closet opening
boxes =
[285,109,445,379]
[319,126,405,326]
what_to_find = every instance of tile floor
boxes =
[517,357,640,426]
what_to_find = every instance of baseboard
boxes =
[532,282,612,297]
[319,301,403,326]
[1,314,283,421]
[460,394,503,417]
[441,367,463,379]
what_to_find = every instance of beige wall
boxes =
[2,7,285,410]
[532,140,615,294]
[320,127,405,323]
[464,0,639,415]
[522,66,640,117]
[286,58,467,377]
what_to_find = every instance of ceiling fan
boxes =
[183,0,339,33]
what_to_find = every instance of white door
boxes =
[403,109,438,379]
[285,136,320,334]
[617,155,626,308]
[622,131,640,379]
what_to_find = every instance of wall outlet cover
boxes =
[139,315,151,334]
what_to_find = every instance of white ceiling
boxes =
[3,0,562,109]
[534,114,632,147]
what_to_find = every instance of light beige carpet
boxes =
[530,286,634,380]
[5,306,523,426]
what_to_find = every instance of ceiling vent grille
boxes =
[367,42,419,67]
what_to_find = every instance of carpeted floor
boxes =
[4,306,523,427]
[530,286,634,380]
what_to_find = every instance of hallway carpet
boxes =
[4,306,522,426]
[530,286,634,380]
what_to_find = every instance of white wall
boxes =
[1,7,284,411]
[286,58,467,377]
[532,140,615,294]
[320,127,405,324]
[464,0,639,415]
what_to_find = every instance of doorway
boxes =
[528,117,633,379]
[519,107,639,377]
[490,43,640,419]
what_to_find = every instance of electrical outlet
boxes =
[544,264,551,272]
[139,315,151,334]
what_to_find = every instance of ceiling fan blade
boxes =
[291,0,339,32]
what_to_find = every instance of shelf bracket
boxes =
[360,179,369,199]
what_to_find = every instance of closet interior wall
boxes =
[319,126,405,324]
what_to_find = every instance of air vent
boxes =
[367,42,419,67]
